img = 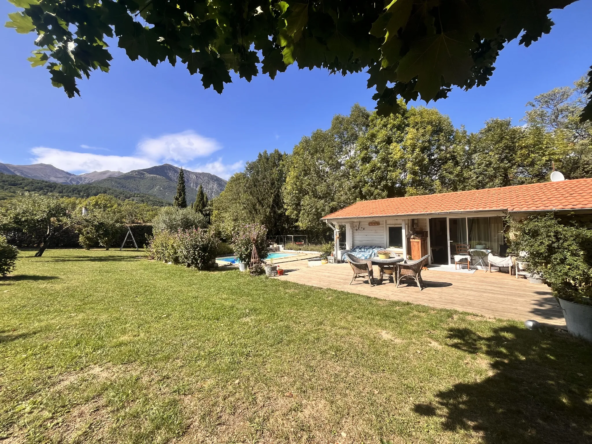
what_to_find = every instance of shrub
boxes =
[75,211,123,250]
[508,213,592,305]
[177,228,219,270]
[320,243,334,260]
[216,241,234,257]
[147,230,180,264]
[231,224,268,264]
[0,235,19,277]
[152,207,207,234]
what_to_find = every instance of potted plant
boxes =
[509,214,592,341]
[265,258,278,276]
[320,243,333,265]
[377,249,391,259]
[231,224,269,273]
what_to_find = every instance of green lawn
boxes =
[1,250,591,443]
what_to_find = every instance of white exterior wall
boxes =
[345,223,353,250]
[329,210,512,263]
[352,222,385,246]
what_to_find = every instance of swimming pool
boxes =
[217,252,297,264]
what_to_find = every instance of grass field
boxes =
[1,250,591,443]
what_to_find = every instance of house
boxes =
[322,178,592,266]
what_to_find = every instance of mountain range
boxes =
[0,162,227,204]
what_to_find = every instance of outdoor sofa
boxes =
[337,246,383,262]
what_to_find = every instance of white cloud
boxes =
[80,144,109,152]
[190,158,244,180]
[31,148,155,173]
[137,130,221,163]
[29,131,242,178]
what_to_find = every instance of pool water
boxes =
[218,252,297,264]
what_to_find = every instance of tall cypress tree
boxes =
[174,168,187,208]
[193,185,206,214]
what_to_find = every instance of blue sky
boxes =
[0,1,591,179]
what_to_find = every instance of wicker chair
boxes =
[344,253,374,286]
[396,255,430,291]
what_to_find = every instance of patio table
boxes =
[370,257,404,283]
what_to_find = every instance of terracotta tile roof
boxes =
[322,179,592,220]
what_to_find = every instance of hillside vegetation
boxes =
[0,173,169,206]
[94,164,227,203]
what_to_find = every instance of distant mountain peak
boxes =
[0,162,227,203]
[93,164,227,203]
[0,162,123,185]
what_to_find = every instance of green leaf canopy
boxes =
[6,0,588,119]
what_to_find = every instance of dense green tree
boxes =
[284,104,371,236]
[211,173,250,239]
[350,105,467,199]
[243,149,293,237]
[467,119,554,189]
[0,194,70,257]
[193,185,208,215]
[213,150,293,238]
[174,169,187,208]
[8,0,587,120]
[524,77,592,179]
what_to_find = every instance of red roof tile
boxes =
[322,179,592,219]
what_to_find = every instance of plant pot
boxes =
[378,253,391,259]
[558,298,592,342]
[238,263,247,272]
[265,265,278,277]
[527,274,544,285]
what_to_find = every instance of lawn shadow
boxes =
[414,326,592,443]
[0,329,37,344]
[47,255,141,263]
[4,275,60,282]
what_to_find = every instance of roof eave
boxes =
[322,206,592,221]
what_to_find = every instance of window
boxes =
[388,226,403,249]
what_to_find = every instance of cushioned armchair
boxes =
[344,253,374,286]
[396,255,430,291]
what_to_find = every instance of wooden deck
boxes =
[277,262,565,326]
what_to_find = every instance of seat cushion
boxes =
[487,254,513,267]
[454,254,470,262]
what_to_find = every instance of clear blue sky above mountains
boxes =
[0,1,591,179]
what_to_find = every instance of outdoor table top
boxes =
[469,248,491,255]
[370,257,405,265]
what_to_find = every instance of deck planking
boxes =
[277,262,564,326]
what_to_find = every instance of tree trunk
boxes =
[34,226,52,257]
[34,244,47,257]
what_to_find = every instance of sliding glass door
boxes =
[467,217,504,255]
[448,218,468,263]
[429,218,448,264]
[428,216,506,265]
